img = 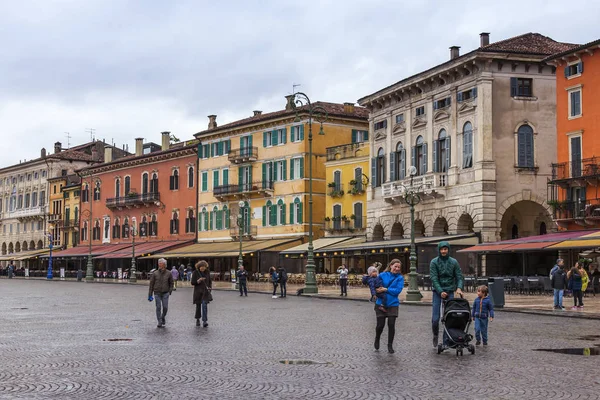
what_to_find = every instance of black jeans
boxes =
[272,283,278,296]
[340,278,348,295]
[280,281,287,297]
[573,290,583,306]
[375,316,397,346]
[239,281,247,295]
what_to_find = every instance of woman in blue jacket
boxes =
[374,259,405,353]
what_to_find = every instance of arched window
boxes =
[93,182,101,201]
[93,220,101,241]
[140,216,148,237]
[463,122,473,168]
[150,215,158,236]
[115,178,121,198]
[517,124,534,168]
[277,199,286,225]
[142,173,149,195]
[82,184,89,203]
[32,192,38,207]
[170,212,179,234]
[82,221,88,241]
[414,136,428,176]
[185,209,196,233]
[25,193,30,208]
[264,200,275,226]
[391,142,406,181]
[122,218,130,238]
[188,167,194,188]
[113,218,121,239]
[124,176,131,195]
[200,208,208,232]
[150,173,159,193]
[291,197,303,224]
[434,129,450,173]
[211,206,218,230]
[170,170,179,191]
[373,147,385,187]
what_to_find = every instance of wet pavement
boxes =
[1,279,599,399]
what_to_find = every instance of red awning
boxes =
[96,240,192,259]
[503,242,559,251]
[47,244,132,258]
[458,244,514,253]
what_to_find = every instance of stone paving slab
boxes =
[0,279,599,399]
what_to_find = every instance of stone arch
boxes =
[22,241,28,251]
[15,242,21,252]
[456,213,475,234]
[37,240,43,250]
[432,217,449,236]
[29,240,35,250]
[413,219,425,237]
[497,192,555,236]
[1,243,6,255]
[390,222,404,239]
[372,224,384,241]
[499,199,554,240]
[8,242,13,253]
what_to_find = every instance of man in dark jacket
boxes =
[551,265,567,310]
[430,241,463,348]
[148,258,173,328]
[237,265,248,297]
[278,266,288,298]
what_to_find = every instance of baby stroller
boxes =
[437,297,475,356]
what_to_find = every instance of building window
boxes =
[274,160,286,182]
[510,77,533,97]
[139,216,148,237]
[433,97,451,110]
[354,167,364,191]
[333,170,342,191]
[185,210,196,233]
[170,170,179,190]
[374,120,387,130]
[142,173,149,194]
[291,157,304,180]
[415,106,425,117]
[212,170,220,190]
[188,167,194,188]
[223,205,230,229]
[463,122,473,169]
[372,148,386,187]
[93,182,101,201]
[277,199,286,225]
[263,200,275,226]
[42,171,46,178]
[517,124,534,168]
[291,197,303,224]
[263,128,287,147]
[93,221,101,241]
[122,218,130,238]
[565,61,583,78]
[570,136,582,178]
[569,90,582,118]
[413,136,428,176]
[333,204,342,230]
[115,178,121,198]
[434,129,450,173]
[124,176,131,195]
[352,129,368,143]
[354,202,363,229]
[170,212,179,234]
[34,172,38,179]
[150,173,159,193]
[200,208,208,231]
[290,125,304,142]
[150,215,158,236]
[113,218,121,239]
[390,142,406,181]
[395,114,405,124]
[82,222,88,241]
[25,193,30,208]
[457,88,477,102]
[17,195,23,209]
[201,171,208,192]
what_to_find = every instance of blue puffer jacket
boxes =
[569,272,583,291]
[375,272,405,307]
[472,296,494,319]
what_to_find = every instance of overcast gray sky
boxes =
[1,0,598,166]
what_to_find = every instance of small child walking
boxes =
[362,266,387,312]
[472,285,494,345]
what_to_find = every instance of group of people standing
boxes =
[550,258,600,310]
[269,266,288,298]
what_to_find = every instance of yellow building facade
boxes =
[194,97,368,272]
[61,176,81,249]
[47,176,65,249]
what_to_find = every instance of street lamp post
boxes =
[291,92,328,294]
[46,230,54,280]
[399,166,426,301]
[85,182,98,282]
[237,200,244,269]
[130,221,137,283]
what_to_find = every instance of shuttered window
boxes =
[517,124,534,168]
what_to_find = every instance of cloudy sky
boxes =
[1,0,598,166]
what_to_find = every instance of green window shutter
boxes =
[364,130,369,140]
[263,132,267,147]
[249,166,253,183]
[282,127,287,144]
[210,143,215,157]
[270,204,277,226]
[290,159,295,179]
[291,127,295,142]
[225,208,230,229]
[281,203,286,225]
[197,143,202,158]
[204,144,210,158]
[223,169,229,185]
[201,172,207,192]
[371,157,378,187]
[510,77,518,97]
[238,168,244,189]
[300,157,304,178]
[352,130,357,143]
[298,202,303,223]
[203,212,208,231]
[273,130,279,146]
[300,125,304,140]
[213,170,219,189]
[289,203,294,224]
[217,141,223,156]
[262,163,267,189]
[217,210,222,230]
[283,160,287,180]
[248,135,253,147]
[262,206,266,226]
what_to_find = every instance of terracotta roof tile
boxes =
[543,37,600,61]
[196,101,368,136]
[480,32,578,56]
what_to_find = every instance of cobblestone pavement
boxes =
[1,280,599,400]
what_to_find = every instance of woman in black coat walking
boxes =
[191,260,212,327]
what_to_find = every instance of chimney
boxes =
[450,46,460,60]
[285,95,295,111]
[343,102,355,114]
[253,110,262,117]
[54,142,62,154]
[135,138,144,156]
[104,145,112,163]
[41,148,47,158]
[480,32,490,47]
[91,146,98,161]
[161,131,170,151]
[207,115,217,130]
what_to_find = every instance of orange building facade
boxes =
[71,135,198,272]
[547,39,600,230]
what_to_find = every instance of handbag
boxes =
[206,289,213,303]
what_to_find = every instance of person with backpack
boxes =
[270,266,279,299]
[567,263,584,309]
[551,262,567,310]
[277,266,288,298]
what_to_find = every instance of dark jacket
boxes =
[472,296,494,319]
[591,269,600,286]
[277,268,288,283]
[148,268,173,296]
[270,271,279,284]
[237,269,248,283]
[551,268,567,290]
[191,269,212,304]
[569,271,583,291]
[430,241,463,293]
[362,275,384,297]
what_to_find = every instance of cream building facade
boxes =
[358,33,577,254]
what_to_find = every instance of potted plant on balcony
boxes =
[341,215,348,221]
[350,214,356,220]
[324,216,331,222]
[328,182,337,188]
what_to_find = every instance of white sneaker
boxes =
[272,295,278,299]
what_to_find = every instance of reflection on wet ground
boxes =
[535,348,600,356]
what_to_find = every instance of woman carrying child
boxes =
[372,259,405,354]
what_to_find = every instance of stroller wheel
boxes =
[457,349,463,356]
[469,344,475,354]
[437,344,443,354]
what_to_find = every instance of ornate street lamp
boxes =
[397,166,428,301]
[291,92,328,294]
[129,218,137,283]
[236,200,245,269]
[85,182,99,282]
[46,227,54,280]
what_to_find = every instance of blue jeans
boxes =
[195,301,208,322]
[475,318,489,343]
[553,289,564,308]
[432,291,454,345]
[154,292,170,324]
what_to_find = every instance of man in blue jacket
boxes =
[430,241,463,348]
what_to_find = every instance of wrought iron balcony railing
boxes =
[214,181,274,198]
[230,225,257,238]
[106,192,160,208]
[550,157,600,181]
[228,147,258,163]
[324,217,367,231]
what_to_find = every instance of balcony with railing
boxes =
[214,181,274,201]
[5,206,46,220]
[551,199,600,227]
[48,213,62,223]
[106,192,160,208]
[63,219,80,228]
[326,142,367,162]
[382,173,447,203]
[324,217,367,233]
[327,183,344,198]
[549,157,600,187]
[230,225,257,239]
[228,147,258,164]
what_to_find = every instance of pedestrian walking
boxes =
[178,264,185,282]
[567,263,584,309]
[7,262,14,279]
[171,265,179,290]
[337,264,349,296]
[237,265,248,296]
[472,285,494,346]
[430,241,464,348]
[191,260,212,327]
[148,258,174,328]
[270,266,279,298]
[551,262,567,310]
[590,264,600,296]
[278,266,288,298]
[372,259,404,353]
[579,263,589,297]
